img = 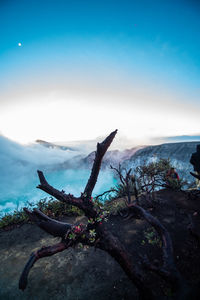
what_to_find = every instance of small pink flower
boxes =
[74,225,82,233]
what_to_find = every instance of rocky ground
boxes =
[1,189,200,300]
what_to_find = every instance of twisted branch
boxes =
[128,204,189,297]
[19,130,118,291]
[23,208,71,237]
[84,129,117,199]
[19,242,69,291]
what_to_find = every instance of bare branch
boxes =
[37,172,80,206]
[111,164,134,204]
[125,169,132,204]
[110,164,126,185]
[128,204,187,291]
[37,170,48,185]
[129,205,174,268]
[84,129,117,199]
[24,208,72,237]
[19,242,68,291]
[36,171,96,218]
[95,188,117,200]
[97,227,154,300]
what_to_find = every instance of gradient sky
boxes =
[0,0,200,145]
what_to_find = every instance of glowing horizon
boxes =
[1,0,200,145]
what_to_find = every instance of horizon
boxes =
[0,0,200,144]
[1,131,200,153]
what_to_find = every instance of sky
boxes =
[0,0,200,146]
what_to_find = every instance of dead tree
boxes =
[110,164,138,204]
[19,130,190,299]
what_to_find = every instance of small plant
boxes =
[36,197,83,217]
[89,229,97,243]
[78,243,83,249]
[104,198,126,215]
[0,209,29,229]
[166,177,186,190]
[0,197,83,230]
[88,218,95,224]
[143,228,161,246]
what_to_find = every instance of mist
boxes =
[0,135,116,214]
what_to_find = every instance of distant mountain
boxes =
[121,141,200,183]
[80,146,146,169]
[35,140,75,151]
[164,135,200,143]
[35,138,200,184]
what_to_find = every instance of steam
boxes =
[0,136,116,214]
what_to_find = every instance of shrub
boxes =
[0,197,83,229]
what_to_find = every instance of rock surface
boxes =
[0,216,136,300]
[1,190,200,299]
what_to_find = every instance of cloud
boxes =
[0,135,116,214]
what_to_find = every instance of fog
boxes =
[0,135,116,214]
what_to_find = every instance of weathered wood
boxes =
[129,203,189,299]
[23,208,72,237]
[96,226,154,300]
[37,171,97,218]
[84,129,117,200]
[19,242,68,291]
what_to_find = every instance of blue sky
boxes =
[0,0,200,145]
